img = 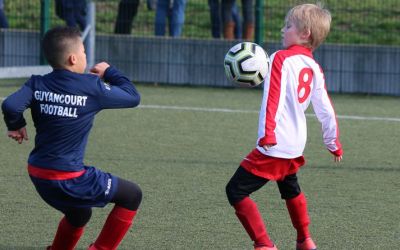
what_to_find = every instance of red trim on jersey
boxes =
[287,45,313,58]
[28,164,86,180]
[258,53,283,146]
[240,148,305,181]
[258,45,313,147]
[330,148,343,157]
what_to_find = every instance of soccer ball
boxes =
[224,42,270,87]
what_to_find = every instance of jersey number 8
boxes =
[297,68,313,103]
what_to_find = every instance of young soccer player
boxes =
[2,26,142,249]
[225,4,343,250]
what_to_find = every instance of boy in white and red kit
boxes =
[225,4,343,250]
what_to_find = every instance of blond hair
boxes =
[285,3,331,49]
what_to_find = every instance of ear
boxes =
[300,29,311,40]
[68,54,77,66]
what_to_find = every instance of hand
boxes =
[334,155,343,162]
[262,144,275,151]
[90,62,110,79]
[7,127,28,144]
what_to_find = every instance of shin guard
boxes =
[286,192,311,241]
[234,197,273,247]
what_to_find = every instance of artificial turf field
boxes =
[0,81,399,249]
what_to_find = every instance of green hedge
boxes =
[3,0,400,45]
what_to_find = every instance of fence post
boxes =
[255,0,264,45]
[40,0,51,65]
[84,1,96,68]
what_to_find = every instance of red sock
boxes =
[50,217,84,250]
[234,197,274,247]
[91,206,137,250]
[286,192,311,241]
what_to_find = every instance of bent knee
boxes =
[225,181,245,206]
[114,179,143,211]
[280,188,301,200]
[129,182,143,210]
[65,208,92,227]
[277,174,301,200]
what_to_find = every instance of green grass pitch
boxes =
[0,81,399,249]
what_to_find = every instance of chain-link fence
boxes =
[1,0,400,95]
[2,0,399,45]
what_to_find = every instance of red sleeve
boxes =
[330,148,343,157]
[258,52,285,146]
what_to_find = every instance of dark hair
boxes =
[42,26,81,68]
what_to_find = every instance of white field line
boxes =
[139,104,258,113]
[1,97,400,122]
[138,104,400,122]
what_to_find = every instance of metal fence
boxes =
[0,0,399,95]
[2,0,399,45]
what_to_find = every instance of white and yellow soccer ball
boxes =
[224,42,270,87]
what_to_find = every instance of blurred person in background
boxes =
[0,0,9,28]
[114,0,140,34]
[222,0,254,40]
[154,0,187,37]
[147,0,157,10]
[209,0,242,39]
[55,0,87,31]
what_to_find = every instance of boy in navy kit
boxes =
[225,4,343,250]
[2,26,142,249]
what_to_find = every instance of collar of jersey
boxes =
[287,45,313,58]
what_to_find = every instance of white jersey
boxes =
[256,45,342,158]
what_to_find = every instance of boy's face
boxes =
[74,40,87,73]
[281,20,303,48]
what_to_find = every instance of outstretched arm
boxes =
[2,82,33,144]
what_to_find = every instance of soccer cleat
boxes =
[296,238,317,250]
[254,245,278,250]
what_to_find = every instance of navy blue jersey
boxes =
[2,66,140,171]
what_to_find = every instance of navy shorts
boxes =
[29,165,118,213]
